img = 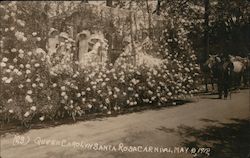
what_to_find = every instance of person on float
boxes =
[46,28,59,57]
[76,30,90,68]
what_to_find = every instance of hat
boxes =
[76,30,90,41]
[48,28,59,37]
[123,36,131,43]
[68,38,75,43]
[89,33,105,42]
[59,32,69,39]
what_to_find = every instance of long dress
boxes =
[115,44,134,66]
[83,42,106,66]
[78,38,89,68]
[49,40,74,76]
[46,36,59,56]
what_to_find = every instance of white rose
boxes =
[87,104,92,109]
[10,27,15,31]
[61,92,66,96]
[9,65,14,69]
[34,63,40,67]
[22,37,27,42]
[5,78,13,83]
[18,84,24,88]
[30,106,36,111]
[52,83,57,87]
[64,95,68,100]
[19,49,24,54]
[105,98,110,104]
[26,70,31,74]
[39,83,44,87]
[61,86,66,91]
[17,71,22,76]
[18,53,24,58]
[19,64,24,68]
[13,69,19,74]
[7,99,13,103]
[10,12,16,17]
[25,95,33,103]
[13,58,18,63]
[0,62,6,67]
[2,77,8,81]
[3,15,9,20]
[27,90,32,94]
[27,51,32,56]
[76,93,81,97]
[25,64,31,69]
[39,116,45,121]
[167,92,172,96]
[2,57,8,62]
[32,83,37,88]
[24,111,30,117]
[82,98,86,102]
[32,32,37,36]
[11,48,17,53]
[9,109,14,113]
[5,69,11,73]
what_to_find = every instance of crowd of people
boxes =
[45,28,108,74]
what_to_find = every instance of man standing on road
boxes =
[217,54,234,99]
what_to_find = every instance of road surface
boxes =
[1,89,250,158]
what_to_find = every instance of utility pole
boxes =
[204,0,210,61]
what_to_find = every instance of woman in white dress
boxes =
[46,28,59,57]
[88,33,107,65]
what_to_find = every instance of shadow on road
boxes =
[157,118,250,158]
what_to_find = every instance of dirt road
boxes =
[1,89,249,158]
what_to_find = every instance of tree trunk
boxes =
[106,0,112,7]
[204,0,210,62]
[129,1,136,66]
[146,0,152,38]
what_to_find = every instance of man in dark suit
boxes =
[217,54,234,99]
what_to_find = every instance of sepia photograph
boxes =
[0,0,249,158]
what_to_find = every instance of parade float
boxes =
[0,2,200,126]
